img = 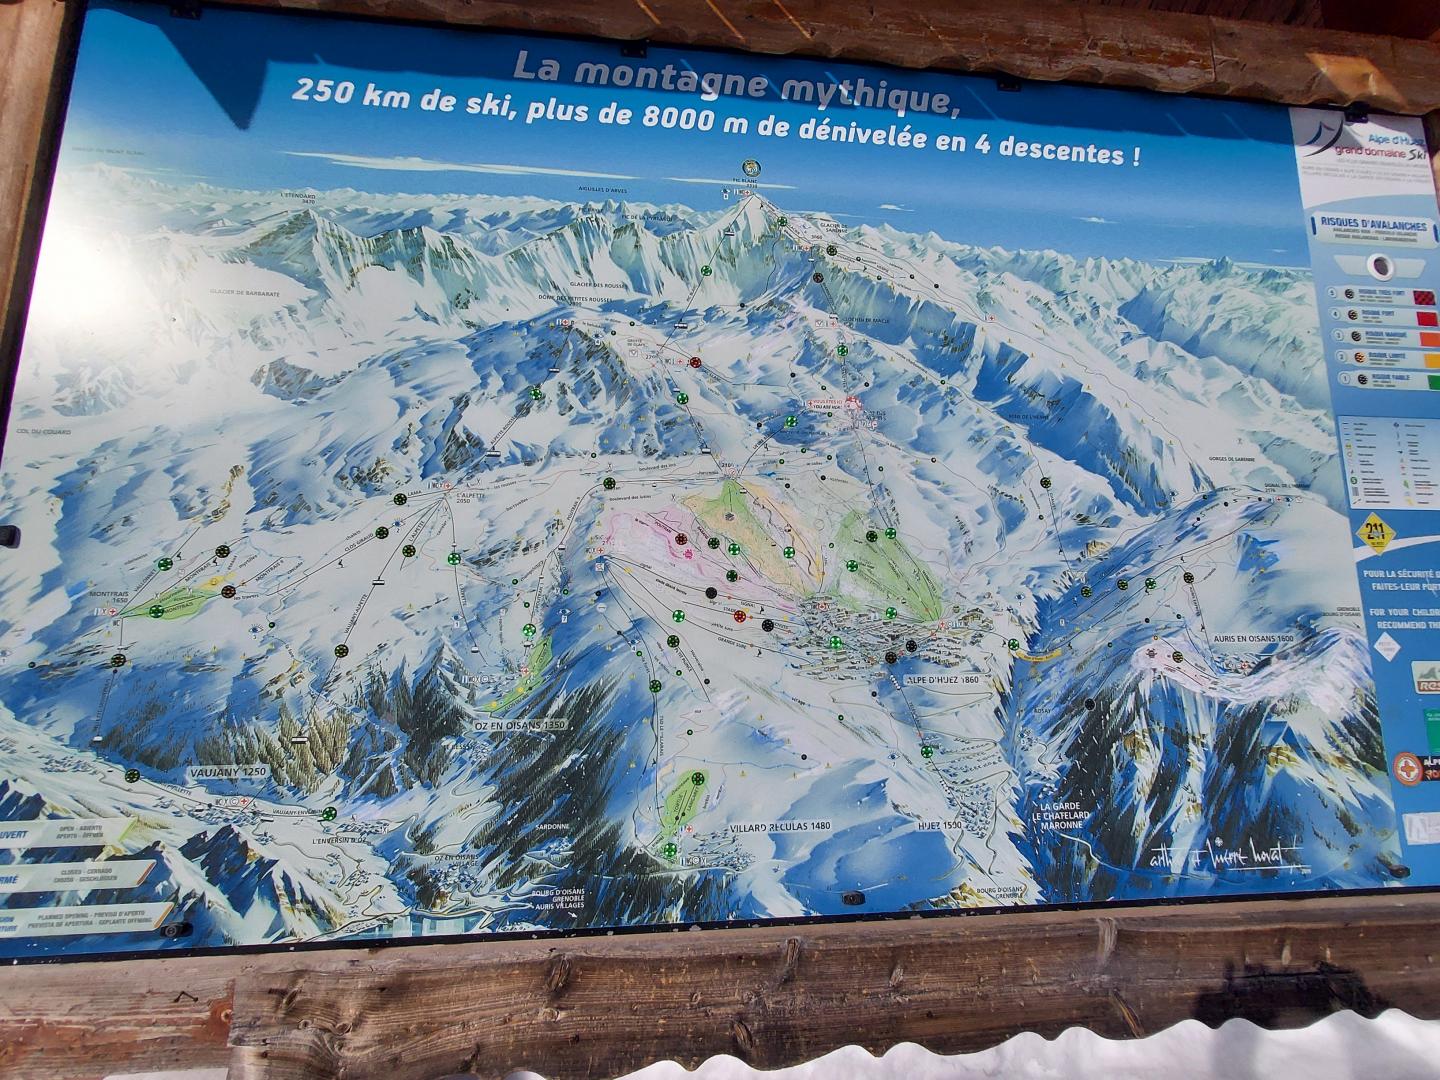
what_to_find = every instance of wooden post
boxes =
[0,0,74,390]
[1428,111,1440,213]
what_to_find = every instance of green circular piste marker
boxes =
[649,679,662,693]
[784,415,798,428]
[836,344,848,357]
[777,216,788,226]
[402,544,416,558]
[884,606,898,620]
[691,771,705,786]
[1144,578,1157,591]
[663,842,678,859]
[148,604,165,619]
[783,546,795,559]
[676,392,689,405]
[393,493,408,505]
[215,544,231,559]
[124,768,140,783]
[447,552,462,566]
[522,623,537,638]
[701,265,712,276]
[672,609,686,623]
[667,634,680,648]
[334,644,349,658]
[846,559,859,572]
[920,745,935,760]
[1008,638,1020,650]
[829,635,843,649]
[529,386,544,400]
[1117,579,1130,591]
[707,537,720,550]
[375,526,390,539]
[321,806,337,822]
[603,477,616,490]
[865,530,878,542]
[727,541,741,556]
[156,557,173,572]
[885,527,897,540]
[725,569,738,582]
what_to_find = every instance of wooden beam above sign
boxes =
[236,0,1440,114]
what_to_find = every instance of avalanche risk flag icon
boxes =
[1358,512,1396,554]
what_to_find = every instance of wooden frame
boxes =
[2,1,1440,1077]
[0,892,1437,1078]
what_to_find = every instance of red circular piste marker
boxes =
[732,610,747,624]
[1394,752,1424,787]
[689,356,702,369]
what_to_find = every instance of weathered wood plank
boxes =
[3,892,1438,1080]
[0,0,71,387]
[0,948,236,1079]
[1427,111,1440,212]
[216,894,1440,1080]
[226,0,1440,113]
[1210,19,1440,109]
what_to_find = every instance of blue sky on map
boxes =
[63,1,1312,266]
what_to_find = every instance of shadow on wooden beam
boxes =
[6,893,1436,1079]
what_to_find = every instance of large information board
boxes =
[2,0,1439,959]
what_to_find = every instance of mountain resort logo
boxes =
[1413,661,1440,694]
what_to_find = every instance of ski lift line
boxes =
[437,502,486,658]
[249,499,441,593]
[653,194,760,358]
[600,560,806,665]
[1038,483,1077,572]
[115,521,208,611]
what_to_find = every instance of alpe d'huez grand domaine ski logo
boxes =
[1413,661,1440,694]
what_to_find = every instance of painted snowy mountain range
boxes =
[0,164,1397,956]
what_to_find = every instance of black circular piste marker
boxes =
[761,618,775,632]
[705,587,718,599]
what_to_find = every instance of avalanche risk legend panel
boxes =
[2,0,1440,961]
[1294,104,1440,891]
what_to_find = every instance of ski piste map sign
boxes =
[2,0,1440,961]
